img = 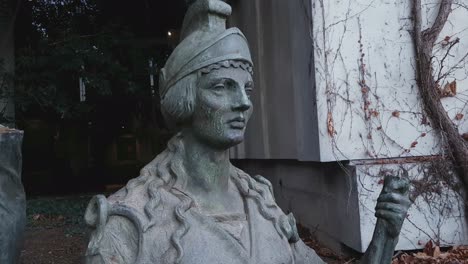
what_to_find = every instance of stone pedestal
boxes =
[0,126,26,264]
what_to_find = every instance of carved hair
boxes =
[160,60,253,129]
[123,133,194,263]
[125,133,284,263]
[161,73,197,129]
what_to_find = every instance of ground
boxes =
[18,196,468,264]
[20,196,90,264]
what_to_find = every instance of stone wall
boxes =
[233,159,362,252]
[229,0,320,161]
[235,158,468,252]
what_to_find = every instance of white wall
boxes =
[313,0,468,161]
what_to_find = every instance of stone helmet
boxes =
[159,0,253,100]
[158,0,253,128]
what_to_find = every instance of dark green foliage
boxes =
[15,0,172,121]
[0,59,14,125]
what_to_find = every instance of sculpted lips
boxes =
[228,117,246,129]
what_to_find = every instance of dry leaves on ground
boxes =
[393,241,468,264]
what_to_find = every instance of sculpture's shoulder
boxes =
[83,175,182,264]
[83,193,139,264]
[84,179,151,227]
[84,184,147,230]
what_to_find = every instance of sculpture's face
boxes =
[190,66,253,149]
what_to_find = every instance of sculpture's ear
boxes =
[84,195,109,229]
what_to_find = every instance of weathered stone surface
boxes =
[0,125,26,264]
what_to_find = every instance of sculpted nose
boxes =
[232,89,251,112]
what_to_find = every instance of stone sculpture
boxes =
[84,1,411,263]
[0,125,26,264]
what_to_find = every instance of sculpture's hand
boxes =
[361,176,411,264]
[375,176,411,238]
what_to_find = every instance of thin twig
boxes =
[438,50,468,82]
[412,0,468,189]
[436,38,460,82]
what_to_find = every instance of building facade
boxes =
[230,0,468,252]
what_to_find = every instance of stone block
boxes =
[0,126,26,264]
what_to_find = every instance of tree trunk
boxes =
[413,0,468,189]
[0,3,25,264]
[0,126,26,264]
[0,0,16,127]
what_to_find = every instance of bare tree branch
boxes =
[422,0,453,45]
[412,0,468,188]
[436,37,459,82]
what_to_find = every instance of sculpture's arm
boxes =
[360,176,411,264]
[84,215,138,264]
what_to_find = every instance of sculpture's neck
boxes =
[182,131,231,197]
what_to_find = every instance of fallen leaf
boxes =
[434,246,441,258]
[414,252,430,259]
[327,112,335,137]
[33,214,42,221]
[369,109,379,117]
[441,81,457,97]
[423,240,434,256]
[441,36,451,47]
[455,113,464,121]
[392,111,401,118]
[463,133,468,141]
